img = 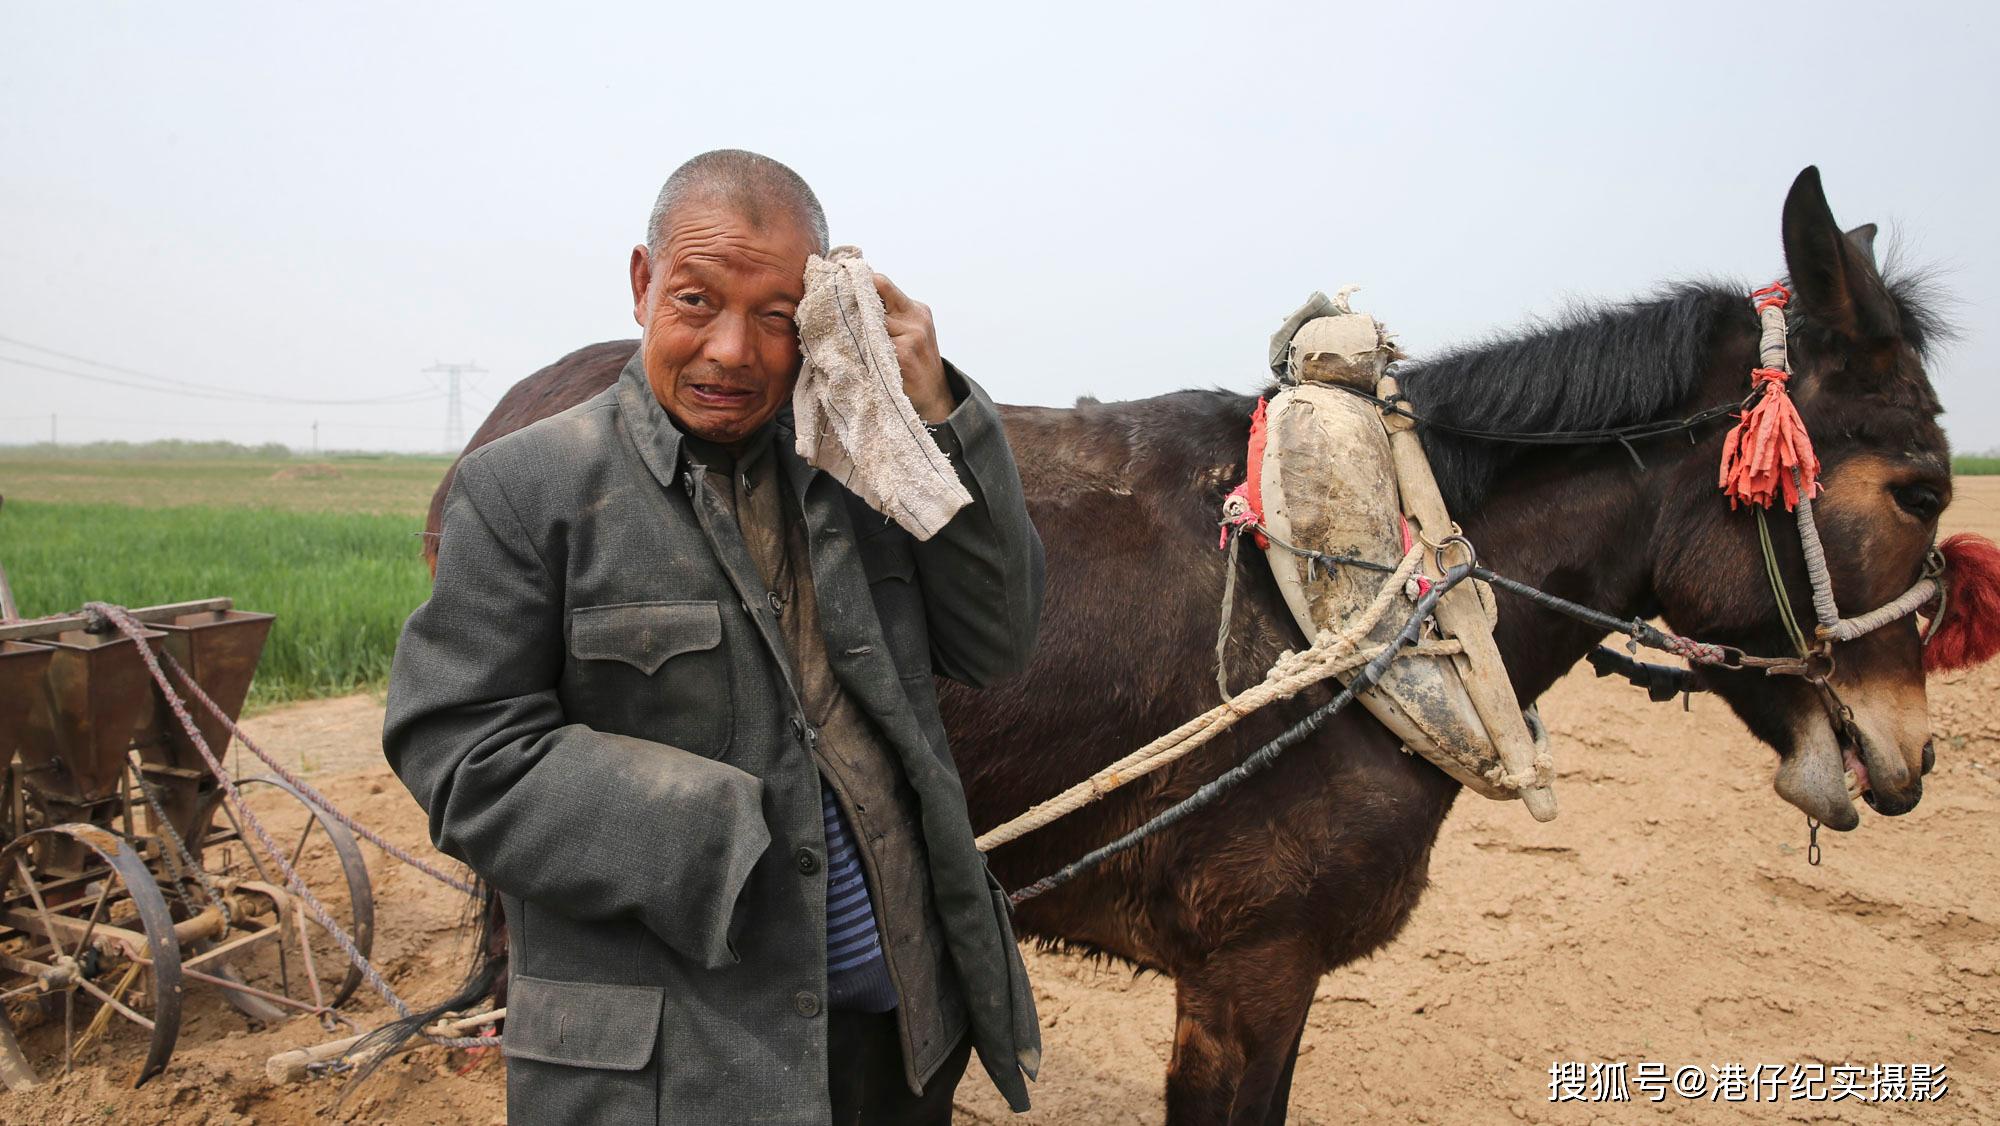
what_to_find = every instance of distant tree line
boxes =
[0,439,294,460]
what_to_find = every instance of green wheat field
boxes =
[3,445,1996,711]
[0,449,450,707]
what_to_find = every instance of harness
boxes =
[1000,282,1967,903]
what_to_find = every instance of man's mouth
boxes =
[690,384,755,409]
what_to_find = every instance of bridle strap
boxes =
[1756,507,1813,658]
[1751,294,1939,661]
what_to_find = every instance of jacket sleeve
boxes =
[911,363,1045,688]
[382,450,770,969]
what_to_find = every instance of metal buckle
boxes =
[1432,533,1477,573]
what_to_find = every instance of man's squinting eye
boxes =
[1890,482,1944,522]
[674,292,709,309]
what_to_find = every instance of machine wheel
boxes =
[196,776,373,1022]
[0,824,184,1088]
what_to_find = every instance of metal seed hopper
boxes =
[0,502,374,1089]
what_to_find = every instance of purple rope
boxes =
[162,655,478,897]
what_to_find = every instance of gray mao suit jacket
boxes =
[383,350,1044,1124]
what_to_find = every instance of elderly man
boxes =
[384,149,1043,1125]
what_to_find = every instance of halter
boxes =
[1715,280,1957,860]
[1721,281,1943,680]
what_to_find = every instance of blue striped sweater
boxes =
[821,782,896,1011]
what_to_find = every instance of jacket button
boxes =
[795,847,820,875]
[793,990,821,1018]
[791,718,806,743]
[768,590,785,611]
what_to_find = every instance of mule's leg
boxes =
[1166,941,1320,1126]
[1258,1021,1309,1126]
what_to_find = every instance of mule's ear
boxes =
[1844,222,1879,270]
[1781,167,1897,340]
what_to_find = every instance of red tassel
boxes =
[1241,398,1273,550]
[1244,397,1270,545]
[1220,398,1271,550]
[1718,369,1821,509]
[1926,533,2000,673]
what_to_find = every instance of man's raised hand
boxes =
[872,271,953,423]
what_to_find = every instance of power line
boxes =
[0,354,263,401]
[0,337,444,406]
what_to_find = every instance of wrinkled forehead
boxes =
[661,202,814,295]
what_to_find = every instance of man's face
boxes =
[629,199,817,446]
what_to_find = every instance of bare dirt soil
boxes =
[8,481,1998,1125]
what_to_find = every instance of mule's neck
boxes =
[1460,450,1674,700]
[1440,307,1761,702]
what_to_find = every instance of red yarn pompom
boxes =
[1926,533,2000,673]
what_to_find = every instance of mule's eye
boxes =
[1891,483,1943,522]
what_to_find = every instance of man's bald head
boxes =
[645,149,829,258]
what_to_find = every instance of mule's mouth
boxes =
[1774,706,1926,829]
[1774,712,1866,832]
[1842,728,1875,811]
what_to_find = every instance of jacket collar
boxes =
[615,347,685,491]
[618,346,818,497]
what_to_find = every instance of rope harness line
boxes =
[979,545,1459,853]
[1008,559,1479,905]
[160,657,480,897]
[86,602,492,1050]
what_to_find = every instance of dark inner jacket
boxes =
[682,422,955,1057]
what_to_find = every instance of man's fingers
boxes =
[868,269,944,407]
[872,271,912,314]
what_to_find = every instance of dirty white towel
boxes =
[793,246,972,540]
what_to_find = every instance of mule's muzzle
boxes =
[1851,721,1924,817]
[1861,776,1922,816]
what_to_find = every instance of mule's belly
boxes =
[989,706,1461,978]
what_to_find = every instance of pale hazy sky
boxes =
[3,3,1994,453]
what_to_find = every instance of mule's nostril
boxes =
[1922,740,1935,776]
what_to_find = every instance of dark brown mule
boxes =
[416,168,1949,1124]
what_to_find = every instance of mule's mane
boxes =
[1387,275,1948,511]
[1390,285,1742,510]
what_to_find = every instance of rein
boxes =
[1324,379,1755,471]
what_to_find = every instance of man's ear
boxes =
[629,245,653,327]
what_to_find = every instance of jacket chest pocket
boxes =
[568,600,733,757]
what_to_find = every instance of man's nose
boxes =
[703,312,756,371]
